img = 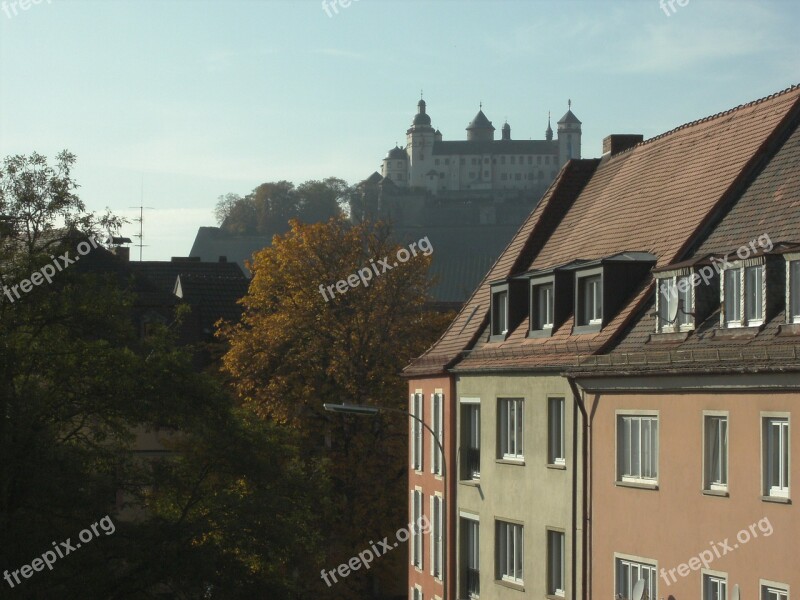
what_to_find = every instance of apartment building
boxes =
[404,83,800,600]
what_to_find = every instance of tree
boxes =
[219,217,453,599]
[0,152,325,598]
[216,178,350,235]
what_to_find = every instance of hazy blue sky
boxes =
[1,0,798,259]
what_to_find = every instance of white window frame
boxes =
[461,398,481,480]
[745,264,765,326]
[492,289,509,336]
[617,412,659,485]
[499,398,524,460]
[762,414,790,498]
[532,280,554,330]
[703,412,729,492]
[411,584,423,600]
[412,392,423,472]
[577,273,603,326]
[722,262,765,328]
[548,397,566,466]
[496,520,523,584]
[614,554,657,600]
[432,392,444,476]
[547,529,565,597]
[656,273,694,332]
[787,257,800,324]
[412,489,423,569]
[461,514,480,599]
[702,571,727,600]
[761,579,789,600]
[430,494,443,580]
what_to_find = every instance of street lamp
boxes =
[323,403,447,600]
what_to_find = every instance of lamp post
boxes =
[323,403,447,600]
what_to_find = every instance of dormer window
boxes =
[577,274,602,326]
[531,279,554,330]
[656,274,693,332]
[788,259,800,324]
[721,262,764,328]
[492,290,508,337]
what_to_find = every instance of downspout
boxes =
[568,377,589,600]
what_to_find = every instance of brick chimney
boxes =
[603,134,644,156]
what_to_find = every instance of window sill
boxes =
[546,595,567,600]
[712,325,764,339]
[616,480,659,491]
[528,327,554,339]
[489,333,508,343]
[459,479,481,487]
[496,458,525,466]
[573,324,602,335]
[777,323,800,337]
[702,489,729,498]
[647,330,691,344]
[761,495,791,504]
[547,463,567,470]
[495,579,525,592]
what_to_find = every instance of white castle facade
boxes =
[380,98,582,194]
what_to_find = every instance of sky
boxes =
[1,0,798,260]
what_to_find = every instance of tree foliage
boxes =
[214,177,350,235]
[220,217,453,599]
[0,152,324,598]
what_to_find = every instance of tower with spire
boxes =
[557,99,582,164]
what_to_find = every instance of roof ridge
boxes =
[609,82,800,159]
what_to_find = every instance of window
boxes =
[763,416,789,498]
[657,275,693,332]
[445,158,450,165]
[412,585,423,600]
[515,173,521,181]
[412,392,423,471]
[532,282,554,330]
[472,158,477,165]
[432,393,443,476]
[577,274,602,326]
[724,268,742,326]
[615,558,656,600]
[510,156,516,164]
[704,415,728,491]
[431,495,443,580]
[435,159,440,166]
[547,530,565,596]
[501,173,508,181]
[462,517,480,598]
[528,156,532,164]
[548,397,566,465]
[412,490,423,568]
[501,156,506,164]
[745,265,764,325]
[618,414,658,484]
[460,158,465,165]
[499,399,524,460]
[537,156,542,165]
[496,521,523,584]
[789,260,800,323]
[703,574,727,600]
[492,290,508,337]
[545,156,551,165]
[724,264,764,327]
[762,584,789,600]
[462,403,481,480]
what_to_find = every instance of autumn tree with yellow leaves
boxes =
[220,217,452,599]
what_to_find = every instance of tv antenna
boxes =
[130,177,154,262]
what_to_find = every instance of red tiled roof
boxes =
[407,84,800,376]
